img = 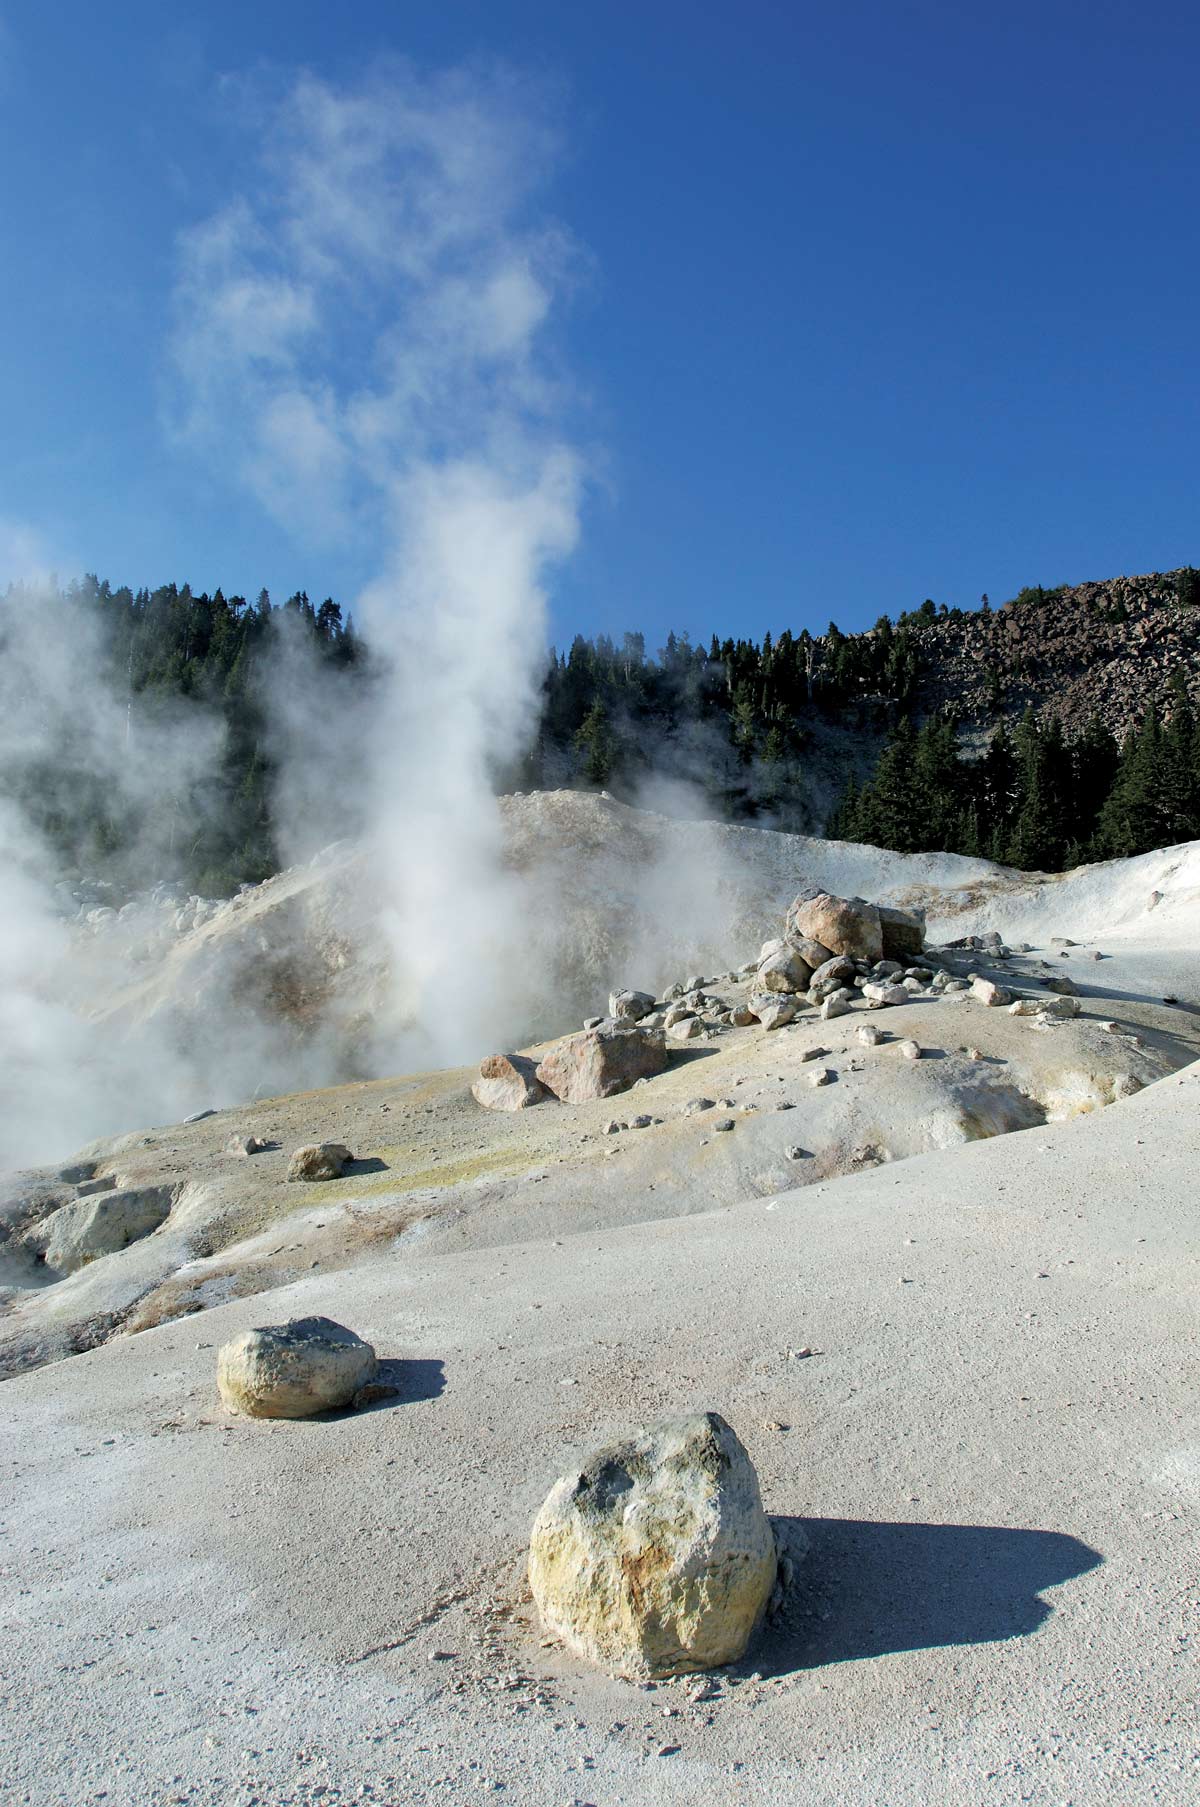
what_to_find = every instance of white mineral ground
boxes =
[2,799,1199,1804]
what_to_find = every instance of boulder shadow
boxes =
[357,1356,446,1412]
[757,1516,1102,1675]
[347,1156,390,1176]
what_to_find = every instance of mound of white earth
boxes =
[34,793,1200,1173]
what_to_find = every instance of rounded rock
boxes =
[217,1316,378,1419]
[528,1412,777,1678]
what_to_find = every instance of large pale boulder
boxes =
[472,1053,550,1111]
[287,1142,352,1182]
[878,903,926,960]
[970,977,1012,1008]
[217,1316,377,1419]
[786,887,883,962]
[755,946,813,994]
[528,1412,777,1678]
[30,1184,175,1275]
[536,1022,668,1103]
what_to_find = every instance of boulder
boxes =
[748,993,798,1030]
[856,1023,882,1046]
[861,981,910,1006]
[30,1184,175,1275]
[472,1053,550,1112]
[785,935,834,970]
[528,1412,777,1678]
[970,978,1012,1008]
[729,1005,757,1027]
[755,946,814,994]
[786,887,883,962]
[1039,995,1082,1020]
[667,1016,703,1042]
[609,989,656,1022]
[217,1316,377,1419]
[895,1039,922,1060]
[536,1023,668,1103]
[1045,975,1080,997]
[878,904,926,960]
[809,955,857,989]
[286,1142,353,1182]
[821,995,850,1020]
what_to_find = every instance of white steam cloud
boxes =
[169,59,586,1069]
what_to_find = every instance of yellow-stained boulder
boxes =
[528,1412,777,1677]
[217,1316,377,1418]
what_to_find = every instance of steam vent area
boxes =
[3,799,1199,1804]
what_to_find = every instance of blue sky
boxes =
[1,0,1197,650]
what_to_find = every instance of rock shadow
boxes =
[355,1356,446,1412]
[757,1516,1102,1674]
[347,1156,390,1176]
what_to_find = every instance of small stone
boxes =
[226,1133,269,1157]
[855,1023,882,1046]
[895,1039,921,1060]
[785,1146,810,1160]
[808,1067,834,1087]
[712,1118,736,1132]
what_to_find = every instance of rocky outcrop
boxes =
[535,1022,668,1103]
[528,1412,778,1677]
[471,1053,550,1111]
[217,1316,377,1418]
[28,1184,176,1275]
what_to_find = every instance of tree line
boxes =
[3,572,1197,896]
[827,679,1200,867]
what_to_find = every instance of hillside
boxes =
[904,568,1200,745]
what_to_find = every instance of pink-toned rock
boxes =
[536,1023,668,1104]
[786,888,883,962]
[472,1052,550,1111]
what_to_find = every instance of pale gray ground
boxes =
[2,1068,1198,1804]
[3,833,1200,1805]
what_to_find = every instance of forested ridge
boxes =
[3,566,1199,896]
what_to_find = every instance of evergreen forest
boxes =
[2,573,1198,897]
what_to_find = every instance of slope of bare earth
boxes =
[2,1057,1197,1805]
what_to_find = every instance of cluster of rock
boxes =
[469,880,1103,1113]
[63,877,225,940]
